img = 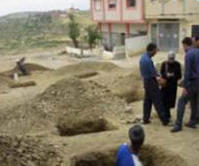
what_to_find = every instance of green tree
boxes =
[85,25,102,50]
[68,14,80,48]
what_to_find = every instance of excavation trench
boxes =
[71,144,187,166]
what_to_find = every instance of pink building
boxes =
[91,0,148,51]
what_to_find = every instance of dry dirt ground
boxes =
[0,51,198,166]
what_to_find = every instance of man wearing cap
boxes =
[116,125,145,166]
[160,51,182,122]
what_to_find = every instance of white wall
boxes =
[125,36,149,56]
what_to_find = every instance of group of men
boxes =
[139,37,199,132]
[116,37,199,166]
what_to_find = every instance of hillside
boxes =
[0,10,92,55]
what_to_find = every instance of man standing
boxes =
[193,36,199,123]
[160,51,182,122]
[171,37,199,132]
[139,43,168,125]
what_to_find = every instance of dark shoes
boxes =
[162,121,169,126]
[171,122,197,133]
[143,120,151,125]
[185,123,197,129]
[171,126,182,133]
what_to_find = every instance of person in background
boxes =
[160,51,182,122]
[192,36,199,48]
[139,43,169,125]
[17,57,28,75]
[171,37,199,132]
[116,125,145,166]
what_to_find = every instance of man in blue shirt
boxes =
[116,125,145,166]
[139,43,169,125]
[171,37,199,132]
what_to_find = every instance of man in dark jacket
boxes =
[140,43,169,126]
[160,51,182,122]
[171,37,199,132]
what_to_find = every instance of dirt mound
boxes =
[9,81,37,88]
[0,75,14,92]
[111,73,143,103]
[0,135,63,166]
[71,144,187,166]
[55,62,143,103]
[92,72,143,103]
[24,63,51,71]
[42,78,125,136]
[0,78,126,135]
[55,62,123,76]
[75,71,98,79]
[1,63,51,77]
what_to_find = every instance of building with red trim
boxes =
[91,0,199,53]
[91,0,147,51]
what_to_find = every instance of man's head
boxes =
[129,125,145,154]
[193,36,199,48]
[147,43,158,57]
[182,37,192,52]
[168,51,176,63]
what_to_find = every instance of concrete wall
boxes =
[145,0,199,20]
[129,24,147,35]
[104,0,121,22]
[122,0,144,22]
[125,36,149,56]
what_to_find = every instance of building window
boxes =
[108,0,116,9]
[127,0,136,8]
[94,0,101,11]
[192,25,199,37]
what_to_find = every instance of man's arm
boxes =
[183,53,193,95]
[176,62,182,80]
[184,54,192,89]
[150,60,159,78]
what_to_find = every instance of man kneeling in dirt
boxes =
[116,125,145,166]
[17,57,28,75]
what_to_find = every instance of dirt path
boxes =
[0,51,198,166]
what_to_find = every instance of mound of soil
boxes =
[0,78,126,135]
[9,81,37,88]
[75,71,98,79]
[0,75,14,92]
[92,73,143,103]
[0,135,63,166]
[1,63,51,77]
[55,61,143,103]
[71,144,187,166]
[55,62,123,76]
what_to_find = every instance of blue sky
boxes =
[0,0,89,16]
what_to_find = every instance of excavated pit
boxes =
[71,144,187,166]
[0,135,63,166]
[0,78,126,136]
